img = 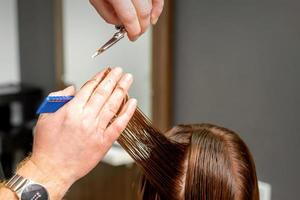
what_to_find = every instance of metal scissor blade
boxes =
[91,38,114,58]
[92,26,126,58]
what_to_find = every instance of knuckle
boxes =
[81,78,98,89]
[106,103,119,116]
[89,78,99,85]
[80,118,91,131]
[97,125,106,134]
[64,115,76,128]
[121,112,130,122]
[140,9,151,20]
[65,109,75,120]
[104,78,116,88]
[111,122,123,134]
[93,134,105,148]
[94,89,107,98]
[122,12,136,25]
[95,85,110,97]
[153,0,164,15]
[116,84,126,94]
[84,107,95,116]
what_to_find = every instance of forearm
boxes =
[0,158,72,200]
[0,184,17,200]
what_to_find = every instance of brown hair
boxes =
[118,110,259,200]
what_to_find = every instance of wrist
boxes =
[16,158,73,200]
[0,185,18,200]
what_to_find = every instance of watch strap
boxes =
[5,174,29,197]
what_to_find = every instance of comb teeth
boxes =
[46,96,74,103]
[36,96,74,114]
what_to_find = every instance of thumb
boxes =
[48,85,76,97]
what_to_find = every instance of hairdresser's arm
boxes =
[0,67,137,200]
[90,0,164,41]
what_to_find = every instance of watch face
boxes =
[21,184,49,200]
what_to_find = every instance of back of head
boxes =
[141,123,259,200]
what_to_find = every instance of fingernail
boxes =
[114,67,123,74]
[131,35,139,41]
[124,73,133,82]
[118,74,133,89]
[151,17,159,25]
[130,98,137,107]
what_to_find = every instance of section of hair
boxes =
[118,108,187,200]
[174,124,259,200]
[119,107,259,200]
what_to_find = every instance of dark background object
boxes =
[0,85,42,178]
[173,1,300,200]
[0,162,4,180]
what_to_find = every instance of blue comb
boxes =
[36,96,74,114]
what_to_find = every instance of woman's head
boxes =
[141,123,259,200]
[118,109,258,200]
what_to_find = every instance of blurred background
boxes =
[0,0,299,200]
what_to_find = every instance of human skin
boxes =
[90,0,164,41]
[0,67,137,200]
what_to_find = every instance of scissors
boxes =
[92,25,126,58]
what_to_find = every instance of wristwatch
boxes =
[5,174,49,200]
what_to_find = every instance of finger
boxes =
[84,67,123,118]
[96,73,133,133]
[90,0,121,25]
[71,68,110,107]
[103,98,137,144]
[48,85,76,97]
[151,0,164,24]
[132,0,151,34]
[109,0,141,41]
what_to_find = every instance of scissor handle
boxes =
[115,25,125,30]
